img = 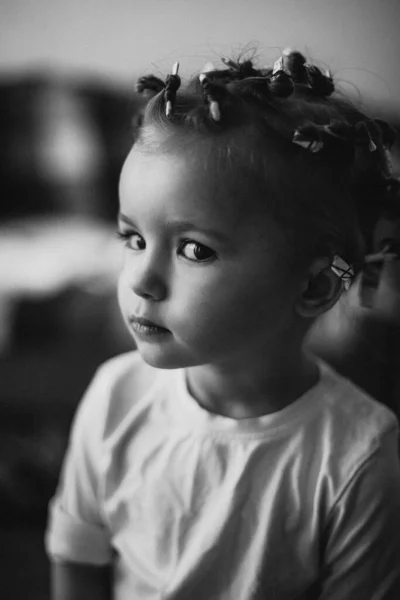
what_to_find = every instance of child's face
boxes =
[118,143,303,369]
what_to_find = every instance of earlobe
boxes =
[295,265,343,318]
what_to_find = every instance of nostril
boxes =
[131,273,167,302]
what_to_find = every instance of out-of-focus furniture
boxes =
[0,73,134,599]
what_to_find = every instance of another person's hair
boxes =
[132,49,400,305]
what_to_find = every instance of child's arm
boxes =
[51,561,112,600]
[319,425,400,599]
[45,362,117,594]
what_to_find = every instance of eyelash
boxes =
[115,230,134,244]
[116,229,217,263]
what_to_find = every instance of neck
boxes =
[185,347,319,419]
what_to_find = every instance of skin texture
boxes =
[117,139,337,418]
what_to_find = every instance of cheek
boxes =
[166,274,227,336]
[217,269,294,330]
[171,269,280,334]
[117,271,130,317]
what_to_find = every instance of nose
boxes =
[129,252,168,301]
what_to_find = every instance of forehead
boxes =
[119,143,261,231]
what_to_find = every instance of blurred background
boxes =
[1,1,399,598]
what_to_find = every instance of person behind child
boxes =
[45,48,400,599]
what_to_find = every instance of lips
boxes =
[128,315,170,335]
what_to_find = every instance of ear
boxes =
[295,258,343,319]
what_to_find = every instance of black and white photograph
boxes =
[1,1,400,598]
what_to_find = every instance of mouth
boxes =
[128,316,171,336]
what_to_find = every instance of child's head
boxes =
[117,49,400,369]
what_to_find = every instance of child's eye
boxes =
[116,230,146,251]
[179,240,216,262]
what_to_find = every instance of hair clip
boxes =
[199,73,221,122]
[331,255,354,290]
[272,56,284,75]
[273,48,293,74]
[355,121,378,153]
[292,130,324,153]
[382,148,394,177]
[164,62,181,119]
[364,245,398,265]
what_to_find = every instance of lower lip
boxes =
[129,320,171,338]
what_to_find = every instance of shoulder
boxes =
[72,351,162,441]
[298,359,398,489]
[311,360,399,481]
[90,350,152,393]
[292,361,400,522]
[317,360,398,440]
[84,350,157,402]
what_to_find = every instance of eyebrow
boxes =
[118,213,230,243]
[118,212,135,226]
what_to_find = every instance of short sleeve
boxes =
[45,363,114,566]
[320,424,400,599]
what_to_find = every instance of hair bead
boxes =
[306,65,335,97]
[268,70,294,97]
[273,49,335,97]
[199,73,222,122]
[282,48,309,86]
[164,62,181,119]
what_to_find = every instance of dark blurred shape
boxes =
[306,132,400,428]
[0,72,137,599]
[0,72,134,221]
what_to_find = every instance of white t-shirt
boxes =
[45,351,400,600]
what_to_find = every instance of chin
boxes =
[136,345,196,370]
[136,342,208,369]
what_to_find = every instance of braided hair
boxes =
[132,50,400,307]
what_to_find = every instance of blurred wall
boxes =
[1,0,400,117]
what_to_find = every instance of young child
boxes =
[45,49,400,599]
